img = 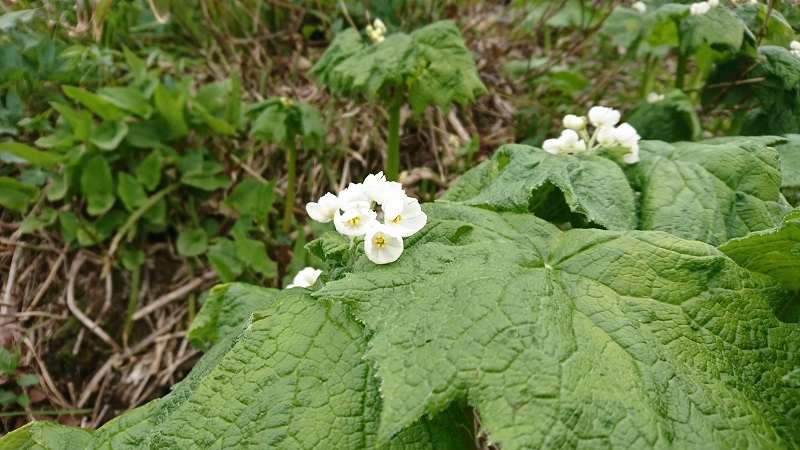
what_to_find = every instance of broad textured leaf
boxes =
[776,134,800,188]
[720,207,800,291]
[627,90,701,142]
[629,138,789,245]
[442,144,637,230]
[0,177,40,212]
[187,283,280,349]
[0,142,60,170]
[0,421,92,450]
[80,155,115,216]
[318,202,800,448]
[311,21,485,115]
[679,7,744,57]
[734,3,795,48]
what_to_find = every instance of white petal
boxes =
[588,106,621,127]
[364,225,403,264]
[562,114,586,131]
[707,0,718,7]
[542,139,561,154]
[559,129,580,146]
[338,183,370,211]
[305,192,340,223]
[334,208,377,237]
[596,126,618,146]
[791,40,800,51]
[615,123,641,147]
[632,1,646,12]
[288,267,322,288]
[623,148,640,164]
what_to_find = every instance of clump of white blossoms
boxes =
[689,0,718,15]
[287,267,322,289]
[542,106,641,164]
[366,18,387,43]
[790,40,800,58]
[306,172,427,265]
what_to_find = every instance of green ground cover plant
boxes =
[1,0,800,448]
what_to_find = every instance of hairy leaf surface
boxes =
[318,202,800,448]
[441,144,637,230]
[629,138,789,245]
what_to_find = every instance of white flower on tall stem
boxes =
[588,106,621,128]
[306,192,340,223]
[334,208,377,237]
[287,267,322,288]
[382,195,427,237]
[364,224,404,264]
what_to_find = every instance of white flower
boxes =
[382,195,427,237]
[690,2,711,15]
[708,0,719,7]
[632,1,647,12]
[287,267,322,289]
[622,145,640,164]
[647,92,665,103]
[596,126,618,146]
[337,183,370,211]
[791,41,800,56]
[562,114,587,131]
[559,129,586,153]
[748,0,757,4]
[334,207,377,237]
[543,138,561,155]
[588,106,621,128]
[364,224,403,264]
[363,171,404,205]
[373,18,386,33]
[306,192,340,223]
[614,123,641,148]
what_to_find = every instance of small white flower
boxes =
[543,138,562,155]
[632,1,647,12]
[614,123,641,148]
[791,41,800,51]
[306,192,341,223]
[337,183,370,212]
[373,18,386,33]
[708,0,719,7]
[596,126,618,146]
[364,224,403,264]
[646,92,665,103]
[287,267,322,289]
[558,129,581,148]
[690,2,711,15]
[363,171,405,205]
[382,195,427,237]
[622,145,640,164]
[588,106,621,128]
[562,114,587,131]
[334,207,377,237]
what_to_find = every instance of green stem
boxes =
[639,54,656,97]
[386,87,404,182]
[123,263,141,348]
[283,138,297,233]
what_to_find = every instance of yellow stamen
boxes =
[373,235,387,248]
[391,215,402,223]
[347,216,360,226]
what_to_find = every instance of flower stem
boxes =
[386,87,404,182]
[283,137,297,234]
[675,51,687,90]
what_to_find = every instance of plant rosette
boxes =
[543,106,642,164]
[306,172,426,265]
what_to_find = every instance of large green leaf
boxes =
[187,283,280,350]
[679,7,744,57]
[627,90,701,142]
[776,134,800,188]
[0,421,92,450]
[318,202,800,448]
[629,138,789,245]
[441,144,637,230]
[311,21,485,115]
[719,207,800,291]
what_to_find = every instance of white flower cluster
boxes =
[791,40,800,58]
[366,18,387,43]
[632,1,647,13]
[543,106,641,164]
[306,172,427,265]
[287,267,322,289]
[690,0,718,15]
[647,92,665,103]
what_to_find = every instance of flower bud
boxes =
[562,114,587,131]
